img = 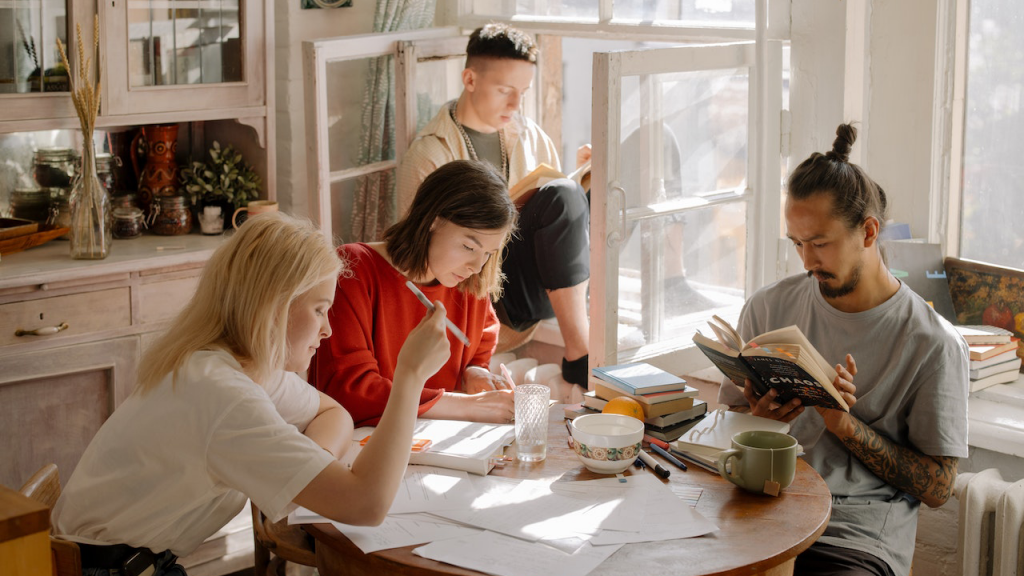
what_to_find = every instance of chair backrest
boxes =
[19,463,61,508]
[18,464,81,576]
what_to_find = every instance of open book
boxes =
[508,161,591,207]
[343,419,516,476]
[693,316,849,411]
[671,408,791,467]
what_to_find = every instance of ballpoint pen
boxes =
[668,447,719,473]
[650,443,688,471]
[404,280,471,346]
[637,450,671,479]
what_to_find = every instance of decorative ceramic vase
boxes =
[131,124,179,217]
[69,140,112,259]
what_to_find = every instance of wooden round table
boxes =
[307,420,831,576]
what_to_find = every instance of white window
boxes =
[954,0,1024,269]
[304,2,789,374]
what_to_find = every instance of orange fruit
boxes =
[602,396,646,421]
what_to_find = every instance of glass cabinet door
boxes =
[104,0,265,116]
[0,0,92,122]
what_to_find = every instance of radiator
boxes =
[956,469,1024,576]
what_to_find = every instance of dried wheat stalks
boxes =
[57,16,106,257]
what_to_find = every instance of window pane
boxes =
[961,0,1024,268]
[470,0,598,19]
[614,64,749,354]
[617,204,747,353]
[326,56,396,173]
[127,0,242,87]
[615,0,754,26]
[1,0,69,94]
[414,56,463,134]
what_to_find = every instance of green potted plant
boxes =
[180,141,262,234]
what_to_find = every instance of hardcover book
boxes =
[692,315,849,411]
[591,362,689,395]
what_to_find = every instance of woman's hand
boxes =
[423,390,516,424]
[463,366,513,393]
[395,301,451,386]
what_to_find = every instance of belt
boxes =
[78,542,171,576]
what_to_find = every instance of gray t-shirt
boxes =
[718,274,969,576]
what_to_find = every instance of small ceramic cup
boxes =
[232,200,278,228]
[717,430,800,496]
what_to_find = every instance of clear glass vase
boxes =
[69,140,112,259]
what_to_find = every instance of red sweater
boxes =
[310,243,499,426]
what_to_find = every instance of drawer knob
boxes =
[15,322,70,337]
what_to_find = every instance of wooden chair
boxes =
[18,464,81,576]
[251,502,316,576]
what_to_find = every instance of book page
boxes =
[746,325,838,383]
[710,315,745,350]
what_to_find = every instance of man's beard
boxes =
[808,264,861,299]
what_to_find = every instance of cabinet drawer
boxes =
[0,288,131,346]
[138,276,200,325]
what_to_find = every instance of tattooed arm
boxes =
[828,415,958,508]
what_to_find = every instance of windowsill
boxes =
[968,374,1024,457]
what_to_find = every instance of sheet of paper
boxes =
[586,476,718,545]
[429,478,636,541]
[333,514,481,554]
[288,466,477,524]
[413,530,623,576]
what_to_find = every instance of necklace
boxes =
[449,102,509,183]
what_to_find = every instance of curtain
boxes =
[349,0,436,242]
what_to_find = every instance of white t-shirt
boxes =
[52,350,336,556]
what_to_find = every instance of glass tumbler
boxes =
[514,384,550,462]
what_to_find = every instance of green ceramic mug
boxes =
[717,430,800,496]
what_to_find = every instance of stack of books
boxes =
[957,326,1022,392]
[573,362,707,441]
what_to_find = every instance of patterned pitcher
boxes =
[131,124,180,217]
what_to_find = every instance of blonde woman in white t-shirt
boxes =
[52,212,451,576]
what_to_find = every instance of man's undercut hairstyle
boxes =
[788,123,889,233]
[465,23,538,68]
[384,160,518,299]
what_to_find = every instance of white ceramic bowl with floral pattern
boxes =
[569,413,645,474]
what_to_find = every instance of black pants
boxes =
[499,179,590,330]
[794,542,895,576]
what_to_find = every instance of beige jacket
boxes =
[396,100,561,217]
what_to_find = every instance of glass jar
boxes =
[69,141,112,260]
[112,207,145,239]
[150,196,192,236]
[111,194,137,212]
[47,188,72,239]
[11,188,51,222]
[34,147,77,189]
[96,153,115,194]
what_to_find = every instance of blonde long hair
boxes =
[136,213,343,393]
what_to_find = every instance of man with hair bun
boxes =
[718,123,968,576]
[397,23,592,388]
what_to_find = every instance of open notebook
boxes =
[342,419,516,476]
[670,408,790,466]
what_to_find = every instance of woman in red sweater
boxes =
[311,160,518,426]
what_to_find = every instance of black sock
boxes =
[561,355,589,387]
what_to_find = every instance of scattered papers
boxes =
[414,530,623,576]
[587,476,717,545]
[335,514,480,554]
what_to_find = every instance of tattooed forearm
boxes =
[839,418,959,508]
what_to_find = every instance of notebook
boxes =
[345,419,516,475]
[670,408,791,466]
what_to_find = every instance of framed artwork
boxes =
[945,257,1024,336]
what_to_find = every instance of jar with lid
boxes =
[46,187,72,239]
[111,193,137,212]
[11,188,51,222]
[112,207,145,239]
[149,196,192,236]
[96,153,115,194]
[34,147,77,189]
